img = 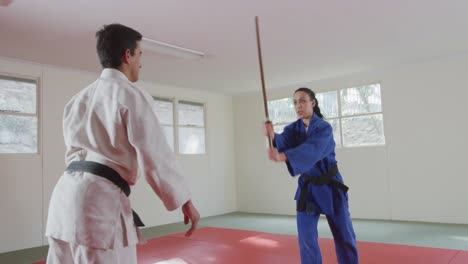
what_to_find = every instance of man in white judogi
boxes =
[45,24,200,263]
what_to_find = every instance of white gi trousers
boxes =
[45,171,142,264]
[46,214,137,264]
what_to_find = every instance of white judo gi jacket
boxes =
[45,68,191,249]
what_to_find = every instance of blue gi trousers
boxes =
[296,206,359,264]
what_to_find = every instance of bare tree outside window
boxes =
[152,96,175,151]
[0,76,38,154]
[267,83,385,148]
[178,101,206,154]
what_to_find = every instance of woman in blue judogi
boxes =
[264,87,359,264]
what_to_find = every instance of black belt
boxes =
[66,160,145,227]
[297,165,349,212]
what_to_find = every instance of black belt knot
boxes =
[66,160,145,227]
[297,164,349,212]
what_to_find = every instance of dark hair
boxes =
[95,24,143,69]
[294,87,324,119]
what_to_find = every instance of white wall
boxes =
[234,51,468,224]
[0,60,46,253]
[0,57,236,253]
[131,81,237,227]
[3,48,468,252]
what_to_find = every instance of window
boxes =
[267,97,296,133]
[339,84,385,147]
[178,101,206,154]
[152,96,175,151]
[0,76,39,154]
[151,97,206,154]
[316,91,341,147]
[268,83,385,147]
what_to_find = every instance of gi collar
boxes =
[100,68,130,82]
[302,112,321,129]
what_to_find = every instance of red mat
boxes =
[34,227,468,264]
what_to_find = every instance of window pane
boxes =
[327,118,341,147]
[340,84,382,116]
[268,98,296,125]
[342,114,385,147]
[152,98,173,125]
[316,91,338,118]
[179,127,205,154]
[0,115,37,153]
[161,125,174,151]
[0,78,37,114]
[178,102,204,127]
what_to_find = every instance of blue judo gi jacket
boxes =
[274,114,348,215]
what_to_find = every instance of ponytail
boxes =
[313,104,324,119]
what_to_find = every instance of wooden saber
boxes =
[255,16,269,121]
[255,16,273,147]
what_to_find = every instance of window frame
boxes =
[0,74,41,155]
[338,83,385,148]
[151,95,207,155]
[267,82,385,148]
[152,96,176,151]
[177,100,207,155]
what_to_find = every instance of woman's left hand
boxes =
[268,147,288,162]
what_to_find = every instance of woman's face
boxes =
[293,91,316,119]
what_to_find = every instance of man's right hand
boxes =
[182,200,200,237]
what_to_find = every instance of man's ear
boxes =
[122,48,131,64]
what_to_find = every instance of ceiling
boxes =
[1,0,468,94]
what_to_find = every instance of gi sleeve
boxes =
[123,88,191,211]
[274,125,294,152]
[284,123,334,176]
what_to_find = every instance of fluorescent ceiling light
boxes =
[141,37,205,59]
